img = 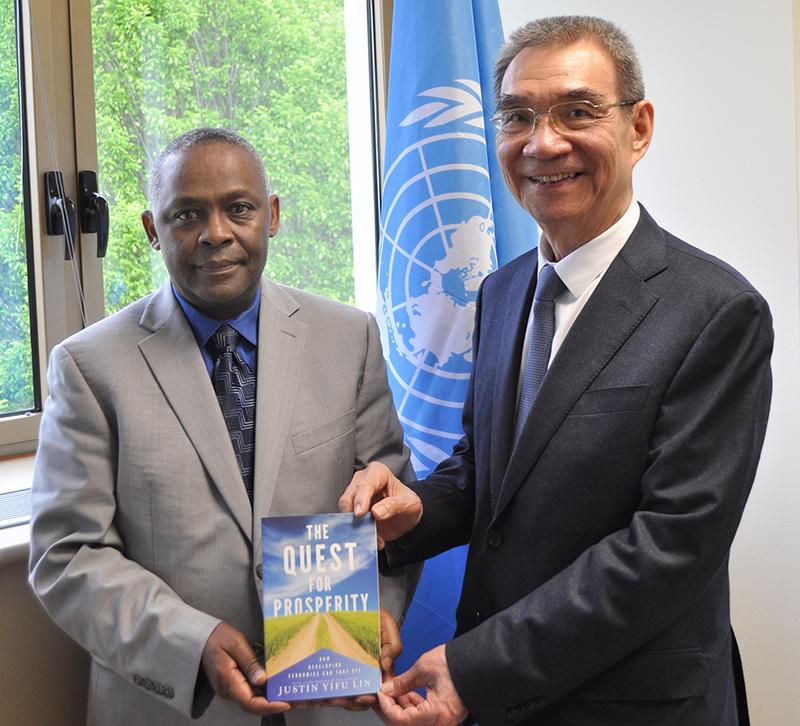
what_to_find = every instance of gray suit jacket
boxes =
[29,278,413,726]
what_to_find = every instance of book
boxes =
[261,512,382,701]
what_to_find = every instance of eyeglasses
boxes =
[491,99,640,137]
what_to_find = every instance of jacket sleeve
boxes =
[28,343,220,718]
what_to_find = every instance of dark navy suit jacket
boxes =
[388,206,773,725]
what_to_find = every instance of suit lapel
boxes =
[252,279,305,521]
[138,283,253,540]
[494,208,667,518]
[487,252,538,508]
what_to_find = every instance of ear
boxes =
[630,100,654,164]
[268,194,280,238]
[141,210,160,250]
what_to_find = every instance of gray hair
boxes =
[494,16,645,106]
[147,127,270,206]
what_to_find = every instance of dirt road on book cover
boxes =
[324,613,379,668]
[267,613,379,676]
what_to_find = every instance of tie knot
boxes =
[212,324,240,354]
[534,264,566,302]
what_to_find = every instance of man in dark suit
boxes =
[340,15,773,726]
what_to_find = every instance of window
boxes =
[91,0,375,313]
[0,0,94,458]
[0,0,36,419]
[0,0,386,519]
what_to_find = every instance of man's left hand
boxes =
[339,462,423,548]
[376,644,468,725]
[379,606,403,680]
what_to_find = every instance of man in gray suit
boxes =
[29,127,413,725]
[341,16,773,726]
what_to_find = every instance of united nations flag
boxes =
[378,0,538,671]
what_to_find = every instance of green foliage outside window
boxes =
[94,0,356,313]
[0,0,356,415]
[0,1,33,415]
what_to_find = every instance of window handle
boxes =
[44,171,77,260]
[79,171,110,258]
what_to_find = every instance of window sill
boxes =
[0,522,30,565]
[0,454,34,565]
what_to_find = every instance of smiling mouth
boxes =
[199,260,239,271]
[530,172,579,184]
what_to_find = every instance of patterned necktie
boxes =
[514,264,567,443]
[211,324,256,500]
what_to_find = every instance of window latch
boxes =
[79,171,110,258]
[44,171,77,260]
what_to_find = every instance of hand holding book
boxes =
[339,461,423,547]
[377,644,468,726]
[379,605,402,679]
[200,621,291,717]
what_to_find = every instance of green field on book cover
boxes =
[261,513,381,701]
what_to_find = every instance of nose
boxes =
[199,210,233,246]
[522,115,571,159]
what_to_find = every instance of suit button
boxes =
[256,563,263,579]
[487,530,502,547]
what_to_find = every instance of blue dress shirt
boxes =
[172,285,260,377]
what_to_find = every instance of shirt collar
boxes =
[172,285,261,349]
[538,200,640,298]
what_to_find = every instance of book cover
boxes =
[261,513,381,701]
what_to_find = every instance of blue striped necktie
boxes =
[211,325,256,500]
[514,264,566,443]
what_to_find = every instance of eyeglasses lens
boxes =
[494,101,602,135]
[553,102,598,132]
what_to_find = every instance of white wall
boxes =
[498,2,800,724]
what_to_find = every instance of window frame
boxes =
[0,0,91,456]
[0,0,392,481]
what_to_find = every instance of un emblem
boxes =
[378,79,498,476]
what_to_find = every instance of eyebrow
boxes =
[562,87,607,104]
[495,87,608,111]
[166,189,260,207]
[495,94,528,110]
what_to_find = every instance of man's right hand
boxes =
[201,622,291,717]
[339,462,423,548]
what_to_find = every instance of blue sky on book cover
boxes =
[262,513,381,701]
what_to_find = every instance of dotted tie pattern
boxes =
[514,264,567,444]
[211,324,256,500]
